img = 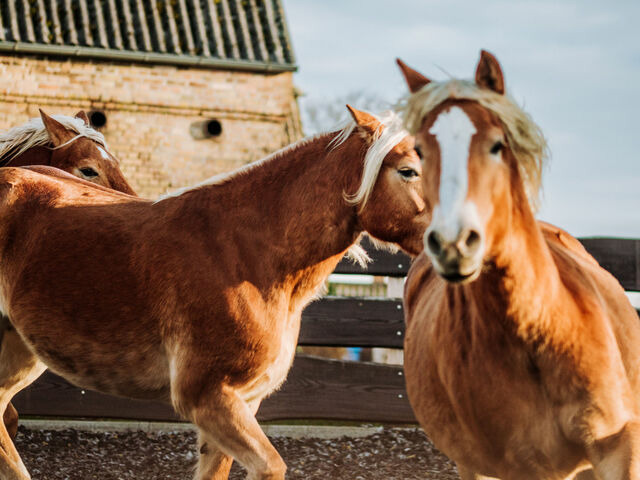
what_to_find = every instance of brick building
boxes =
[0,1,301,197]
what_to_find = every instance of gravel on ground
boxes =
[15,425,459,479]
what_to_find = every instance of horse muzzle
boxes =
[424,225,484,284]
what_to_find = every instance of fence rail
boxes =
[13,237,640,424]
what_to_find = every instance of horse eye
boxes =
[398,168,419,179]
[414,146,423,159]
[79,167,99,178]
[490,141,504,155]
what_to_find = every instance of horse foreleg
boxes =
[0,329,46,479]
[185,387,284,480]
[195,399,263,480]
[0,447,31,480]
[196,432,234,480]
[573,469,598,480]
[457,465,500,480]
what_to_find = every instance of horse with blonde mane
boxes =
[400,51,640,480]
[0,105,426,479]
[0,110,136,441]
[0,110,135,194]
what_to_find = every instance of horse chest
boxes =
[405,322,581,477]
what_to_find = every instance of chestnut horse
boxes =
[0,109,137,439]
[0,110,136,440]
[400,51,640,480]
[0,110,135,194]
[0,106,426,479]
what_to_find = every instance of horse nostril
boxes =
[427,231,442,255]
[464,229,481,253]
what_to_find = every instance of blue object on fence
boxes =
[347,347,362,361]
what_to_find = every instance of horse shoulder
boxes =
[545,238,640,442]
[168,283,295,413]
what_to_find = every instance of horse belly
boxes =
[18,323,170,401]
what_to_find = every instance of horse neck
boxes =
[0,146,51,167]
[163,132,366,282]
[471,173,561,334]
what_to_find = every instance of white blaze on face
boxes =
[97,146,110,161]
[428,106,478,242]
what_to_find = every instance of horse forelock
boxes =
[0,115,108,165]
[397,79,549,210]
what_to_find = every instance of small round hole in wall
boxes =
[190,119,223,140]
[88,110,107,128]
[206,119,222,136]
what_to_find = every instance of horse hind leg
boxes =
[0,319,18,440]
[0,326,46,479]
[3,403,18,440]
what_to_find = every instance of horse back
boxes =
[545,230,640,396]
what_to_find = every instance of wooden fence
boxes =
[13,237,640,424]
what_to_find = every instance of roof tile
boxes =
[0,0,295,71]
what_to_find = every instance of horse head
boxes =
[397,51,547,281]
[38,110,136,195]
[344,105,428,256]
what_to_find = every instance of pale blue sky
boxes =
[282,0,640,238]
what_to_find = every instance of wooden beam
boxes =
[334,237,640,291]
[334,238,411,277]
[300,297,405,348]
[13,355,416,424]
[579,238,640,291]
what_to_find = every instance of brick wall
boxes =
[0,55,302,197]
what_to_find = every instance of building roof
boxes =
[0,0,296,72]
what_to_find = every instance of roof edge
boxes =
[0,42,298,74]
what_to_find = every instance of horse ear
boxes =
[39,109,76,147]
[475,50,505,95]
[396,58,431,93]
[74,110,90,126]
[346,105,381,140]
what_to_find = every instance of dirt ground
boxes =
[15,425,459,479]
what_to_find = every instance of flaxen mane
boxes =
[0,115,107,166]
[398,79,548,209]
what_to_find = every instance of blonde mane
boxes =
[398,79,548,209]
[0,115,107,165]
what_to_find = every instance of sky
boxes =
[281,0,640,238]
